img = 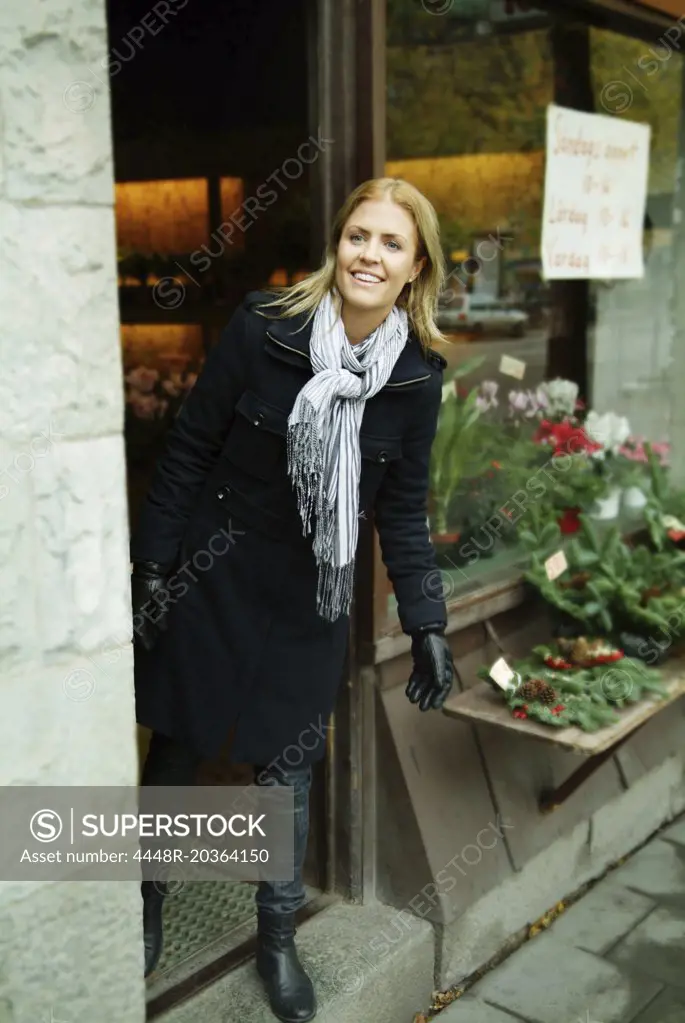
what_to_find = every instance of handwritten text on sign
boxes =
[541,104,651,280]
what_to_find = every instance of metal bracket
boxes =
[538,719,650,814]
[482,617,655,815]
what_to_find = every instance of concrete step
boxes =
[155,898,434,1023]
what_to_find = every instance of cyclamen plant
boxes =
[584,411,636,489]
[537,378,580,420]
[620,436,670,467]
[507,387,548,423]
[124,365,200,464]
[125,366,198,421]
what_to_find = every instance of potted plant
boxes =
[583,410,633,519]
[501,378,608,531]
[429,356,493,562]
[521,511,685,660]
[618,436,669,512]
[124,365,199,467]
[500,415,606,536]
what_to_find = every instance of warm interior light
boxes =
[268,268,289,286]
[115,177,245,256]
[220,177,246,252]
[116,179,209,253]
[120,324,204,373]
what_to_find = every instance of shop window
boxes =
[381,2,684,635]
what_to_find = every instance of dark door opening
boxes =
[105,0,330,1008]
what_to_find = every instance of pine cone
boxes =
[518,679,558,705]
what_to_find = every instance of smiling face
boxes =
[335,197,425,329]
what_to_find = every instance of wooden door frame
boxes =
[308,0,386,905]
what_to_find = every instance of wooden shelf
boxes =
[443,655,685,812]
[442,655,685,757]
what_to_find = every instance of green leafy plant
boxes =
[478,646,666,732]
[429,356,498,534]
[642,442,685,551]
[523,513,685,641]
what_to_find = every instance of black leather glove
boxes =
[406,623,454,712]
[131,561,171,653]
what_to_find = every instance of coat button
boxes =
[253,412,264,426]
[377,450,389,463]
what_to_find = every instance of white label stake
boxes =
[489,657,517,691]
[499,355,526,379]
[545,549,568,581]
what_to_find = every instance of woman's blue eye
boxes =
[349,233,400,250]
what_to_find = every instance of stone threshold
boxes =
[152,899,435,1023]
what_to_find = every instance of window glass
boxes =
[380,1,684,636]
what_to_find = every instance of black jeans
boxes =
[140,731,311,915]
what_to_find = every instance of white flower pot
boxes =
[589,486,621,521]
[622,485,648,512]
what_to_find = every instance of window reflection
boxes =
[382,4,684,633]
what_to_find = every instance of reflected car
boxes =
[437,295,529,338]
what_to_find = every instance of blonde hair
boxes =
[256,177,447,351]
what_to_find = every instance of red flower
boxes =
[534,418,601,457]
[551,704,566,715]
[558,507,581,534]
[668,529,685,543]
[544,655,574,669]
[588,651,624,665]
[492,461,502,469]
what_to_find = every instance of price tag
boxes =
[499,355,526,379]
[545,549,568,581]
[489,657,517,691]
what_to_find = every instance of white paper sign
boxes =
[489,657,518,691]
[499,355,526,380]
[541,104,651,280]
[545,549,568,581]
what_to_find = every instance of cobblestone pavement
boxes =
[435,816,685,1023]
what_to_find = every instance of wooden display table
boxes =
[442,656,685,813]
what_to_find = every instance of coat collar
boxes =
[257,298,435,388]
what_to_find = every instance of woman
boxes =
[131,176,455,1023]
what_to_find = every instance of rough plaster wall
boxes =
[0,3,144,1022]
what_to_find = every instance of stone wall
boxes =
[0,3,144,1021]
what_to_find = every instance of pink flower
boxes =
[125,366,159,394]
[162,378,183,398]
[127,393,161,420]
[619,437,670,466]
[476,380,499,413]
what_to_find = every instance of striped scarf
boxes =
[287,290,409,622]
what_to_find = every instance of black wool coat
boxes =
[131,291,448,767]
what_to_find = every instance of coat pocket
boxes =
[359,433,403,469]
[222,390,288,481]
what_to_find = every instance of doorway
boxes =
[105,0,329,1008]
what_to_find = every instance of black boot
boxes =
[256,909,316,1022]
[142,880,166,977]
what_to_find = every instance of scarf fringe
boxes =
[315,558,356,622]
[287,400,324,537]
[286,293,408,622]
